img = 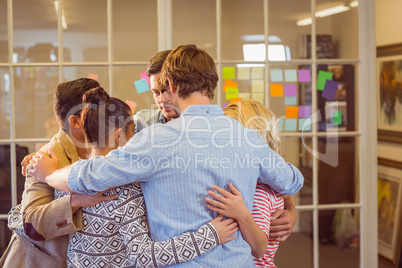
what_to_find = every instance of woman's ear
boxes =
[68,115,82,129]
[114,128,123,145]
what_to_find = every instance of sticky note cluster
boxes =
[269,68,312,132]
[317,70,343,127]
[269,69,311,98]
[317,70,338,100]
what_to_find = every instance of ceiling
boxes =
[6,0,356,32]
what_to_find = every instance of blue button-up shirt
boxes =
[68,105,304,267]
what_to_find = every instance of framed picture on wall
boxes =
[377,44,402,143]
[378,158,402,264]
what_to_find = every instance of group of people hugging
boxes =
[0,44,303,268]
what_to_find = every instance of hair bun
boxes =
[82,87,110,106]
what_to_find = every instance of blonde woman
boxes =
[206,100,294,267]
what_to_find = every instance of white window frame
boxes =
[1,0,377,267]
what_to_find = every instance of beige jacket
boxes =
[0,129,83,268]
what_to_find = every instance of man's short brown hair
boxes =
[160,44,218,100]
[146,50,171,77]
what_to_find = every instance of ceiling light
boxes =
[297,17,312,26]
[296,4,351,26]
[315,4,350,17]
[350,1,358,8]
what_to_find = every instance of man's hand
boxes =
[269,196,297,242]
[21,152,36,176]
[70,191,119,213]
[29,150,59,183]
[209,214,239,244]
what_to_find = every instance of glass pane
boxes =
[13,1,58,63]
[269,0,311,60]
[283,137,313,205]
[276,211,314,267]
[0,68,11,139]
[0,219,13,256]
[268,65,313,133]
[316,0,358,59]
[0,1,8,62]
[319,209,360,267]
[113,0,158,62]
[221,0,264,61]
[14,67,58,139]
[172,0,217,60]
[63,66,109,92]
[113,65,154,113]
[63,0,107,62]
[317,137,358,205]
[0,144,12,214]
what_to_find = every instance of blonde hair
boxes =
[224,100,282,154]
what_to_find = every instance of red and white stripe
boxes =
[252,183,284,268]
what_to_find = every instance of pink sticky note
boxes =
[125,100,137,114]
[298,69,311,82]
[141,72,150,85]
[299,106,312,118]
[88,73,98,81]
[284,84,297,97]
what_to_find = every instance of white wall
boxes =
[376,0,402,46]
[376,0,402,162]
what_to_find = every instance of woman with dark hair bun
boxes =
[58,87,238,268]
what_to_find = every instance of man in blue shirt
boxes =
[31,44,304,267]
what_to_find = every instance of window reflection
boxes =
[14,67,58,139]
[0,68,10,139]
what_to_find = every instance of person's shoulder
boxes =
[134,109,160,121]
[38,131,73,163]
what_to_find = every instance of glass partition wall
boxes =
[0,0,377,267]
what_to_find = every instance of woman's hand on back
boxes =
[209,214,238,244]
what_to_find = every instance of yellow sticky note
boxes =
[223,80,238,92]
[252,93,264,104]
[223,67,235,80]
[238,67,250,80]
[252,80,264,93]
[251,67,264,80]
[238,93,251,100]
[226,87,239,100]
[286,106,299,118]
[270,84,283,97]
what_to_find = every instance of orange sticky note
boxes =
[230,97,243,104]
[223,80,238,92]
[270,84,283,97]
[286,106,299,118]
[125,100,137,114]
[88,73,98,81]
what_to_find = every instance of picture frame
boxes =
[378,158,402,264]
[377,44,402,143]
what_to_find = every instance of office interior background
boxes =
[0,0,401,267]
